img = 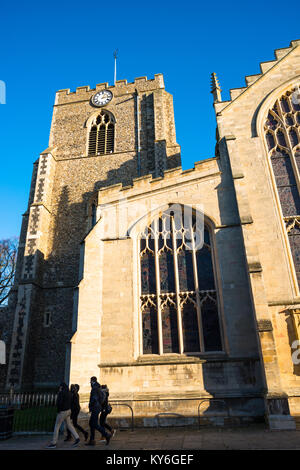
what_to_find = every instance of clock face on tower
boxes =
[91,90,113,107]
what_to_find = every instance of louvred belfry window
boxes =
[140,206,223,355]
[88,111,115,156]
[264,87,300,286]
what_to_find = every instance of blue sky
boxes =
[0,0,299,239]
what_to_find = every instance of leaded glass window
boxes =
[88,111,115,156]
[264,86,300,286]
[140,206,222,355]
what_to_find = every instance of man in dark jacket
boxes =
[85,376,111,446]
[65,384,88,441]
[47,382,80,448]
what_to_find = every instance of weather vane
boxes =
[113,49,118,85]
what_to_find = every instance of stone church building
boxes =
[1,39,300,429]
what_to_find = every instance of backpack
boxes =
[96,387,106,406]
[101,384,112,413]
[100,385,109,402]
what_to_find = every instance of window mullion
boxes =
[104,124,107,155]
[154,218,163,355]
[95,125,99,155]
[171,216,184,354]
[190,223,204,352]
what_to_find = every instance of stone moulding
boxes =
[269,299,300,307]
[215,223,241,229]
[98,357,207,368]
[232,172,245,179]
[257,319,273,332]
[248,262,263,273]
[240,215,254,225]
[98,355,261,369]
[279,304,300,314]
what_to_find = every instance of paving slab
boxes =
[1,426,300,451]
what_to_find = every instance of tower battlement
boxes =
[55,74,165,105]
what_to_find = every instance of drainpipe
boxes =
[135,89,141,177]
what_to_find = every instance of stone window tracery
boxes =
[88,111,115,156]
[264,86,300,286]
[139,206,222,355]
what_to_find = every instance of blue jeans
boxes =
[89,408,109,441]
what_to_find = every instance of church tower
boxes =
[5,75,181,390]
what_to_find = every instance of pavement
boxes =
[1,424,300,450]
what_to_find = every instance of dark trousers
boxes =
[89,408,109,441]
[99,410,112,433]
[67,411,86,438]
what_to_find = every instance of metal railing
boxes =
[0,392,57,408]
[0,393,232,434]
[198,399,230,428]
[0,392,57,434]
[0,393,135,434]
[109,402,134,431]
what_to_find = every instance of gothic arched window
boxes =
[264,86,300,286]
[88,111,115,156]
[139,206,222,355]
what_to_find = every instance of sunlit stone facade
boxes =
[2,40,300,429]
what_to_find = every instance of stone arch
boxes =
[258,77,300,293]
[133,203,223,355]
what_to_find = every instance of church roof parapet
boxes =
[97,157,220,203]
[214,39,300,114]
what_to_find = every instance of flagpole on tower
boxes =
[113,49,118,85]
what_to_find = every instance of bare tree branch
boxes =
[0,238,18,305]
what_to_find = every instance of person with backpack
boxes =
[64,384,88,442]
[99,384,116,438]
[85,376,111,446]
[46,382,80,448]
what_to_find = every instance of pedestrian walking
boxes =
[64,384,88,442]
[46,382,80,448]
[99,384,116,438]
[85,376,111,446]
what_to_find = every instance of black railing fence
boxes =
[0,392,235,436]
[0,392,57,434]
[0,393,136,435]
